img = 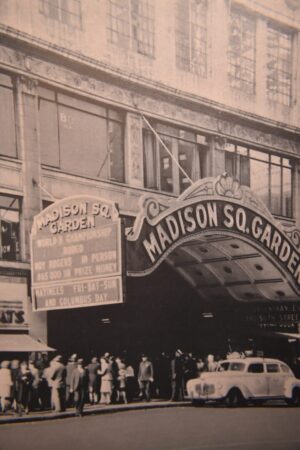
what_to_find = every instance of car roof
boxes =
[220,357,286,365]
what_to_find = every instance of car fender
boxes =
[284,378,300,398]
[221,382,250,399]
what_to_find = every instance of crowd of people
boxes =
[0,349,299,416]
[0,349,221,416]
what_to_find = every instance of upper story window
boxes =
[0,195,21,262]
[39,0,82,28]
[175,0,207,76]
[38,87,125,183]
[267,24,293,106]
[228,9,256,94]
[107,0,155,57]
[0,73,17,159]
[143,123,208,195]
[225,143,293,218]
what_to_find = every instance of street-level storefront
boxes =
[28,174,300,363]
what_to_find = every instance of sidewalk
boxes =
[0,400,190,425]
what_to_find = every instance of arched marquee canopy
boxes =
[126,174,300,304]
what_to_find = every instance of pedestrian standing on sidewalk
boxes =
[170,350,184,401]
[110,355,119,404]
[0,361,12,413]
[17,361,33,416]
[70,358,88,416]
[125,362,135,403]
[10,359,20,412]
[138,354,154,402]
[36,353,49,409]
[86,357,100,405]
[117,359,127,404]
[99,353,113,404]
[66,354,77,407]
[51,355,66,412]
[29,360,42,410]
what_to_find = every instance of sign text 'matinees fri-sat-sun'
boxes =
[31,197,123,311]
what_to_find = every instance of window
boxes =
[0,195,20,261]
[280,364,291,374]
[143,122,207,195]
[266,364,280,373]
[228,9,256,94]
[267,25,293,106]
[225,143,293,218]
[248,363,264,373]
[107,0,155,57]
[218,362,230,371]
[0,73,17,158]
[39,0,82,28]
[175,0,207,76]
[229,362,246,371]
[38,87,125,183]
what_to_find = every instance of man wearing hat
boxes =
[70,358,88,416]
[170,350,184,401]
[51,355,67,412]
[138,354,154,402]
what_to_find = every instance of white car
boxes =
[186,357,300,407]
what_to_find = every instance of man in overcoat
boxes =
[70,358,88,416]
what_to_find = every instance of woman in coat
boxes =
[86,357,100,405]
[0,360,12,413]
[17,361,33,416]
[98,353,113,405]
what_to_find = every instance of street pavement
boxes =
[1,403,300,450]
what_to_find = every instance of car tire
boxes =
[286,387,300,407]
[224,388,245,407]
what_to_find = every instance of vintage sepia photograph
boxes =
[0,0,300,449]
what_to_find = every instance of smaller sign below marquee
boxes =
[0,275,28,329]
[31,196,124,312]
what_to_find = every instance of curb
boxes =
[0,401,191,425]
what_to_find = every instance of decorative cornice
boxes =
[1,24,300,140]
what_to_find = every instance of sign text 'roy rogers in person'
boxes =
[30,196,123,311]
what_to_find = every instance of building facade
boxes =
[0,0,300,358]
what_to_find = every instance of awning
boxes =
[0,334,55,352]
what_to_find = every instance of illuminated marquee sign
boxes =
[31,196,123,311]
[126,174,300,296]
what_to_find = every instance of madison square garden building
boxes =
[0,0,300,361]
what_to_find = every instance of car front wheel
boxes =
[224,388,245,407]
[286,387,300,406]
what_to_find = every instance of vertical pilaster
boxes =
[125,112,144,188]
[208,136,226,177]
[294,162,300,229]
[17,75,47,342]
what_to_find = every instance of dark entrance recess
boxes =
[47,261,231,361]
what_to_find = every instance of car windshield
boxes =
[228,362,246,372]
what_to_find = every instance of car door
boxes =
[246,363,269,397]
[266,363,285,397]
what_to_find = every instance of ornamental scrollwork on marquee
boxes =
[126,174,284,241]
[283,228,300,251]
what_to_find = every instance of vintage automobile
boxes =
[186,357,300,407]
